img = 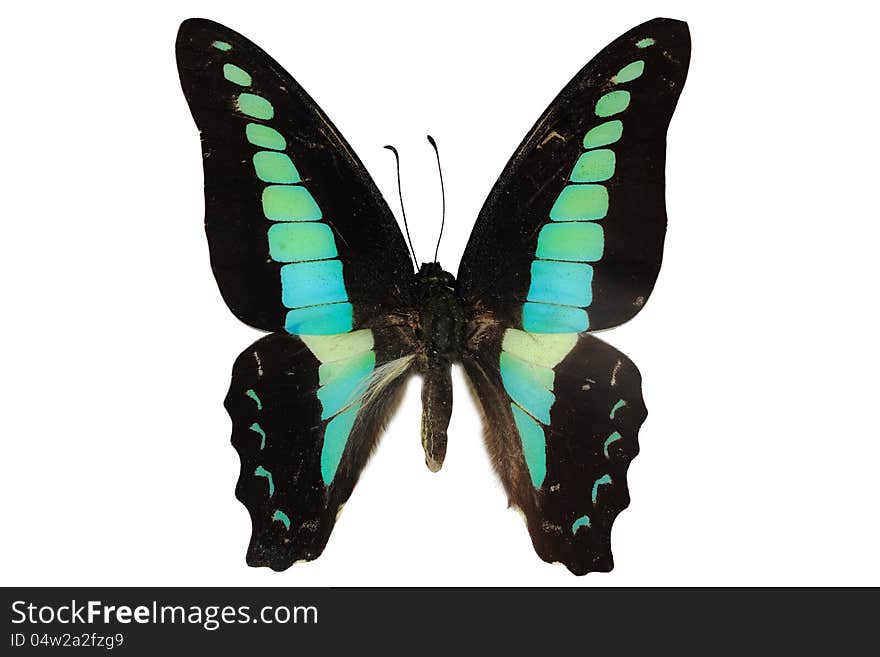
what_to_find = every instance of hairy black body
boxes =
[413,262,464,471]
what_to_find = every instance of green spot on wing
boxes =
[253,151,301,183]
[285,303,353,335]
[592,474,612,504]
[280,259,348,308]
[636,37,655,48]
[501,330,577,368]
[272,510,291,530]
[316,351,376,419]
[527,260,593,307]
[236,93,274,120]
[570,149,616,183]
[583,120,623,149]
[610,399,627,419]
[500,353,555,424]
[550,185,609,221]
[223,63,252,86]
[510,403,547,488]
[246,123,286,150]
[211,40,232,51]
[249,422,267,449]
[245,389,262,410]
[595,90,630,117]
[268,222,338,262]
[613,60,645,84]
[522,302,588,333]
[536,222,604,262]
[262,185,322,221]
[319,349,376,386]
[572,515,591,533]
[254,465,275,497]
[603,431,622,458]
[500,351,554,390]
[322,403,361,485]
[301,330,374,363]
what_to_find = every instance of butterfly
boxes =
[176,16,690,575]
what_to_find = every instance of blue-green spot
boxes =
[500,351,554,389]
[253,151,301,184]
[211,40,232,51]
[550,185,609,221]
[322,403,361,485]
[536,222,604,262]
[249,422,267,449]
[522,302,588,333]
[592,474,612,504]
[527,260,593,307]
[280,259,348,308]
[570,149,616,183]
[572,515,591,533]
[603,431,622,458]
[595,90,630,117]
[223,63,252,86]
[500,353,555,424]
[245,389,262,410]
[610,399,626,419]
[246,123,286,150]
[583,120,623,149]
[510,403,547,488]
[317,352,376,419]
[268,222,338,263]
[319,349,376,385]
[254,465,275,497]
[636,37,655,48]
[236,93,274,120]
[613,60,645,84]
[262,185,322,221]
[285,303,353,335]
[272,510,291,530]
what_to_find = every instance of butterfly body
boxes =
[412,262,464,471]
[177,17,689,574]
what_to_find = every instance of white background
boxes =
[2,0,878,586]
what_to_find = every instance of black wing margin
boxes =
[176,19,414,333]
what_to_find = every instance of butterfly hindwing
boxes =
[464,330,646,574]
[227,330,413,569]
[176,19,414,334]
[458,18,690,332]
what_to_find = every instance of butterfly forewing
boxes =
[176,18,415,333]
[459,18,690,332]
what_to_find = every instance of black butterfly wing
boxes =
[458,17,690,332]
[464,331,645,574]
[176,18,414,334]
[227,329,413,569]
[177,19,420,569]
[459,18,689,574]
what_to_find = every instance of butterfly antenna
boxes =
[427,135,446,263]
[384,144,419,268]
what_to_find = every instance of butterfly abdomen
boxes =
[413,262,465,471]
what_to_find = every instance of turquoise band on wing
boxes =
[216,55,376,492]
[502,48,649,490]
